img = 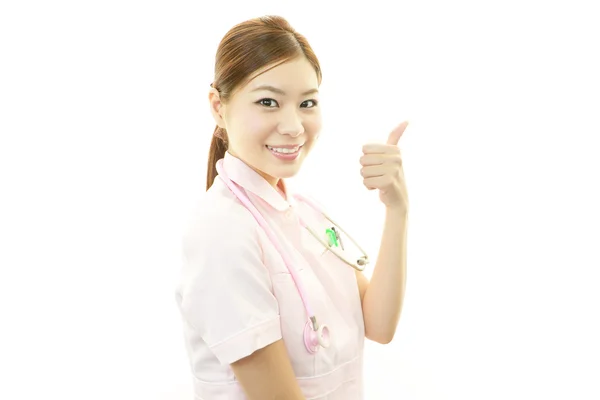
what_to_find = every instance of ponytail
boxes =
[206,126,228,191]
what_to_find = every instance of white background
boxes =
[1,1,599,399]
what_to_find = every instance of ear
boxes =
[208,88,226,129]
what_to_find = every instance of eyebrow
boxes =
[250,85,319,96]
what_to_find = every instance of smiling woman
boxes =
[174,14,409,400]
[208,55,322,188]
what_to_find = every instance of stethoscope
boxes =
[215,159,369,354]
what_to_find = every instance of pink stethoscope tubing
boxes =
[216,161,330,354]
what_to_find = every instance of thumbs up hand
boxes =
[360,121,409,210]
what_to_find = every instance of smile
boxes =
[266,145,302,154]
[265,144,303,160]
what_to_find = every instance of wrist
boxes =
[385,204,408,216]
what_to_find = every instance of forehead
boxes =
[240,57,319,95]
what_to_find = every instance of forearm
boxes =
[362,205,408,343]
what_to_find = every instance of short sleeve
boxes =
[178,208,282,365]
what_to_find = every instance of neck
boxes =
[227,151,285,197]
[275,179,286,200]
[253,168,282,191]
[251,166,286,199]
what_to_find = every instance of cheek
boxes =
[244,114,274,143]
[305,115,322,138]
[239,106,269,130]
[228,112,271,147]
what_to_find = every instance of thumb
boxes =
[387,121,409,145]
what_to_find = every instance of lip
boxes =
[266,144,304,149]
[266,144,303,161]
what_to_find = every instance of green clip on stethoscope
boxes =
[216,159,370,354]
[298,204,370,272]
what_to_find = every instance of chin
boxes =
[277,169,300,179]
[266,165,301,180]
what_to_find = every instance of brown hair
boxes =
[206,15,323,191]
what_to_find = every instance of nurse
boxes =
[175,15,409,400]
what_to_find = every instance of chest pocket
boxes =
[298,213,362,314]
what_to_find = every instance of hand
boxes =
[360,121,409,210]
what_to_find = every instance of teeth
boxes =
[267,145,299,154]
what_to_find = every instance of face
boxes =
[209,56,322,187]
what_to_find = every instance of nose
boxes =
[277,108,305,137]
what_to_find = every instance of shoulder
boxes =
[182,179,262,257]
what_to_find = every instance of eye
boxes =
[256,98,319,109]
[256,98,279,108]
[302,99,319,108]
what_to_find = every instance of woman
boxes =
[175,15,409,400]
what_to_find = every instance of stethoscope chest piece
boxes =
[304,317,330,354]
